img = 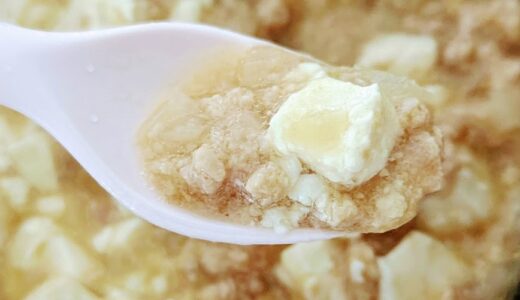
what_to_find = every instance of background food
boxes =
[0,0,518,299]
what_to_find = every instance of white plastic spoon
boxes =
[0,23,346,245]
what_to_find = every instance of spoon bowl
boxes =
[0,23,345,244]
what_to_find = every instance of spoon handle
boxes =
[0,24,50,114]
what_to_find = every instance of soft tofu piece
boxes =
[314,194,357,227]
[275,155,302,186]
[56,0,139,29]
[378,231,472,300]
[104,287,138,300]
[357,33,438,79]
[283,62,327,83]
[0,152,12,173]
[171,0,214,22]
[269,76,400,186]
[288,174,328,206]
[276,241,346,299]
[124,272,147,294]
[420,159,494,233]
[0,115,14,144]
[279,241,334,278]
[0,0,67,29]
[245,162,290,206]
[36,194,66,216]
[43,235,101,281]
[91,218,144,253]
[24,277,100,300]
[8,217,60,269]
[180,144,226,194]
[8,131,58,192]
[8,217,100,281]
[151,275,168,295]
[0,176,30,210]
[260,205,309,233]
[95,0,136,24]
[423,84,449,109]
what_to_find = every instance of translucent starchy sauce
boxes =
[0,0,519,299]
[138,46,443,233]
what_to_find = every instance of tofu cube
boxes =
[8,132,58,192]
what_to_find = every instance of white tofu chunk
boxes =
[8,217,60,269]
[36,194,66,216]
[151,275,168,294]
[0,176,30,209]
[0,0,66,29]
[279,241,334,278]
[24,277,100,300]
[424,84,449,108]
[269,77,400,186]
[357,33,438,79]
[43,235,101,281]
[171,0,214,22]
[378,231,472,300]
[104,287,138,300]
[420,160,494,233]
[0,116,14,144]
[56,0,138,30]
[0,151,12,173]
[8,217,101,281]
[314,194,358,227]
[91,218,144,253]
[288,174,328,207]
[124,272,146,293]
[276,241,346,299]
[260,205,309,233]
[275,155,302,187]
[8,132,58,192]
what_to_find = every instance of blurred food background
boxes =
[0,0,519,299]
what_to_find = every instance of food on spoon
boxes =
[1,0,519,299]
[138,45,443,233]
